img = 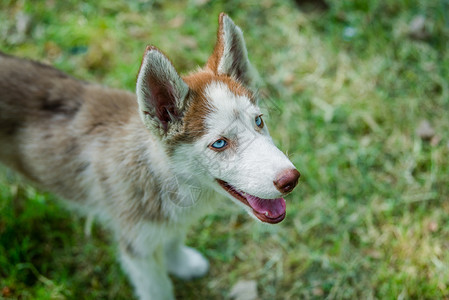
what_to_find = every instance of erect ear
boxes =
[136,46,189,136]
[206,13,255,88]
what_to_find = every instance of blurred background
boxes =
[0,0,448,299]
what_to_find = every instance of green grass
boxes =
[1,0,449,299]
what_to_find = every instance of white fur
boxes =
[117,222,210,300]
[121,247,174,300]
[165,246,210,279]
[171,82,295,221]
[204,82,294,198]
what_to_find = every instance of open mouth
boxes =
[217,179,286,224]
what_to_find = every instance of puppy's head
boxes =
[136,13,300,223]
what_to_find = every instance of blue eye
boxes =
[211,139,227,149]
[255,115,263,128]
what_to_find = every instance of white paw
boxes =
[166,246,209,280]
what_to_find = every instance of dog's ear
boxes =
[207,13,255,88]
[136,46,189,136]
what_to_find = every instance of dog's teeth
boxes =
[265,212,269,217]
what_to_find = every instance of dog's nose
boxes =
[274,169,300,194]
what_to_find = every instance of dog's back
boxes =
[0,52,138,203]
[0,52,80,181]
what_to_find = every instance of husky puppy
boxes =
[0,13,300,300]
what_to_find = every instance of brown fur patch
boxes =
[205,13,256,102]
[168,71,253,147]
[206,13,226,74]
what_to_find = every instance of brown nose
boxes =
[274,169,300,194]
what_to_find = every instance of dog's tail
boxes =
[0,52,87,178]
[0,52,85,138]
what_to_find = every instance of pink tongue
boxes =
[246,195,286,218]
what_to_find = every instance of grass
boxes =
[1,0,449,299]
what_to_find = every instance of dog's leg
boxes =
[120,242,174,300]
[164,230,209,280]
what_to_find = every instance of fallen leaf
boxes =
[15,11,31,36]
[2,286,11,297]
[312,287,324,296]
[416,120,435,141]
[44,41,62,59]
[430,135,441,147]
[6,11,32,44]
[283,73,295,86]
[169,15,185,28]
[180,36,198,49]
[230,280,258,300]
[128,26,147,38]
[194,0,210,6]
[427,220,438,232]
[408,15,430,40]
[343,26,358,41]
